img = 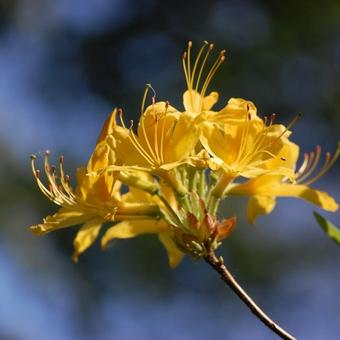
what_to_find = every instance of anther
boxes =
[35,170,40,178]
[30,154,37,160]
[45,150,51,156]
[209,43,214,51]
[51,165,56,174]
[118,108,123,116]
[188,41,192,48]
[59,155,64,164]
[270,113,276,124]
[65,175,70,182]
[183,51,187,60]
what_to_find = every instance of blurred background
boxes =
[1,0,340,339]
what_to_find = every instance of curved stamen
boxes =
[159,102,169,163]
[139,86,159,162]
[182,41,226,112]
[296,147,320,183]
[193,41,210,92]
[118,109,155,166]
[295,152,311,179]
[200,50,226,100]
[302,144,340,185]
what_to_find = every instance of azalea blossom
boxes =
[30,133,159,262]
[30,41,339,264]
[28,41,339,340]
[228,144,340,222]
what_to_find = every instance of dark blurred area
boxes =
[1,0,340,339]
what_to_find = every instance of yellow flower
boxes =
[101,179,184,268]
[201,113,299,197]
[30,137,159,262]
[108,96,200,172]
[28,41,340,267]
[181,42,258,125]
[182,41,224,116]
[227,144,340,222]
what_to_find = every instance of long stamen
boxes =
[31,155,57,202]
[128,120,155,166]
[183,41,225,113]
[246,114,301,168]
[302,144,340,185]
[159,101,169,163]
[141,85,150,116]
[295,152,311,178]
[59,155,76,199]
[118,109,155,165]
[268,114,301,148]
[140,84,157,115]
[192,41,210,91]
[200,50,226,99]
[182,51,190,91]
[234,114,252,167]
[44,151,63,198]
[46,152,76,206]
[138,84,160,163]
[32,153,76,206]
[187,41,192,91]
[140,115,158,163]
[153,114,161,164]
[296,147,319,183]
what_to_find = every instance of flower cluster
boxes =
[30,42,339,267]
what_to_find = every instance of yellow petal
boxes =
[87,140,115,173]
[183,90,219,113]
[101,219,168,249]
[263,139,299,174]
[158,232,184,268]
[217,97,258,120]
[247,196,276,224]
[72,218,103,262]
[96,109,117,144]
[113,125,154,167]
[30,207,91,235]
[269,184,338,212]
[163,113,199,164]
[76,140,117,203]
[229,176,338,212]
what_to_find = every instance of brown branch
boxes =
[204,252,296,340]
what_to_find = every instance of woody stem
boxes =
[204,252,296,340]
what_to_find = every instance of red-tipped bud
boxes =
[217,216,236,241]
[187,212,200,230]
[203,213,215,233]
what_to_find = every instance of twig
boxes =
[204,252,296,340]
